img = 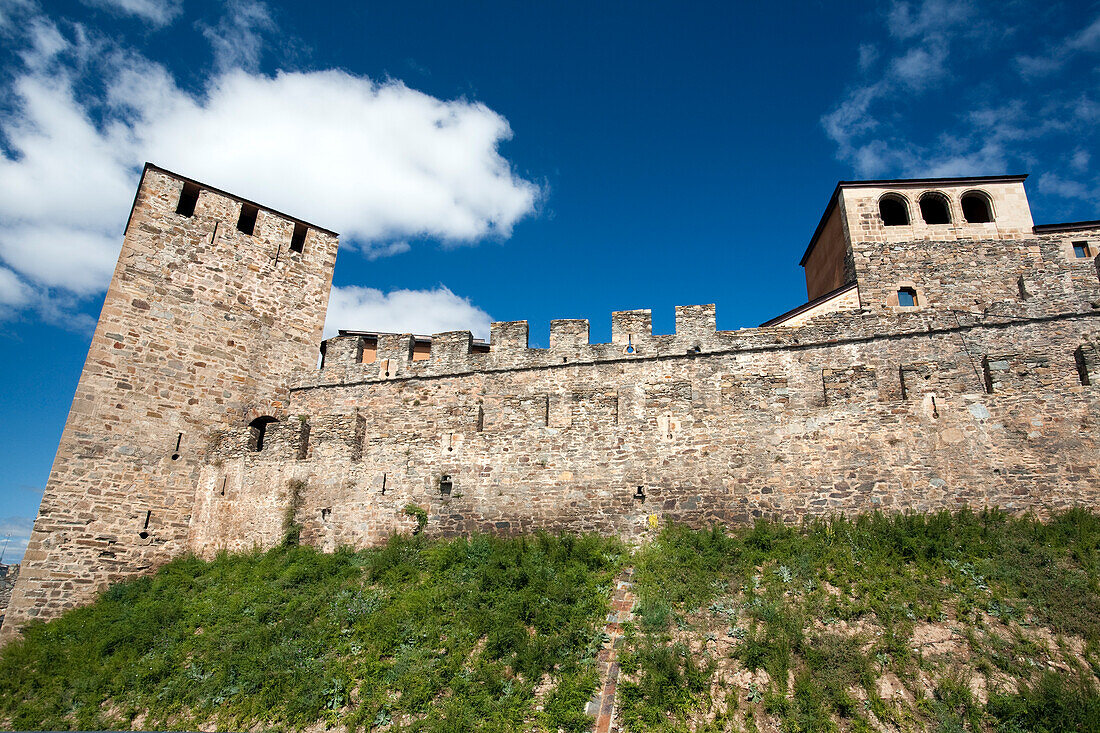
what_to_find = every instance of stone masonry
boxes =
[1,165,338,640]
[3,168,1099,640]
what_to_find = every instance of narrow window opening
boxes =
[897,287,918,307]
[633,486,646,501]
[919,193,951,225]
[439,474,453,496]
[139,510,151,539]
[318,341,327,369]
[236,203,258,235]
[352,412,366,461]
[476,405,484,432]
[1076,346,1091,386]
[220,477,227,497]
[321,507,332,521]
[290,223,307,253]
[171,432,182,460]
[1017,276,1030,300]
[296,419,311,460]
[879,195,910,226]
[176,182,200,217]
[961,192,993,223]
[981,356,995,394]
[1072,241,1090,259]
[248,416,277,452]
[381,472,387,496]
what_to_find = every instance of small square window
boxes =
[897,287,917,307]
[175,182,200,217]
[290,222,307,253]
[236,204,258,235]
[1072,242,1090,259]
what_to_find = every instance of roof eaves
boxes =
[759,281,858,327]
[1033,220,1100,233]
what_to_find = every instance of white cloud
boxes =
[364,241,412,260]
[1016,14,1100,79]
[886,0,974,40]
[1066,14,1100,53]
[821,83,884,152]
[1071,148,1090,172]
[131,69,540,245]
[199,0,274,74]
[323,285,492,340]
[81,0,182,27]
[0,267,32,307]
[0,516,34,564]
[0,10,539,324]
[0,0,36,32]
[0,225,120,295]
[1015,52,1064,79]
[857,43,879,72]
[824,2,1100,188]
[1037,172,1096,202]
[891,42,948,90]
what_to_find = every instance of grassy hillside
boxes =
[0,533,623,731]
[1,509,1099,732]
[622,509,1100,732]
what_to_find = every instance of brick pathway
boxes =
[586,567,636,733]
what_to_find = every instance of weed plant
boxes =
[0,532,623,732]
[3,510,1100,732]
[622,508,1100,732]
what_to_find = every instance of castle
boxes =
[2,164,1098,640]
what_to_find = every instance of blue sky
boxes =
[0,0,1097,561]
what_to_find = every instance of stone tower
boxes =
[1,164,339,639]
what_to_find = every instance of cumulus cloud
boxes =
[81,0,183,27]
[0,9,538,326]
[323,285,492,340]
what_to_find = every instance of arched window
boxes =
[248,416,277,452]
[879,194,910,226]
[919,193,951,225]
[961,191,994,223]
[897,287,918,307]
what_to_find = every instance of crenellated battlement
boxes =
[309,228,1100,388]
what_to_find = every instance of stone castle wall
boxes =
[194,268,1100,554]
[3,168,1098,640]
[1,166,339,639]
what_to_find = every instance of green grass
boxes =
[3,509,1100,732]
[620,508,1100,732]
[0,532,624,731]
